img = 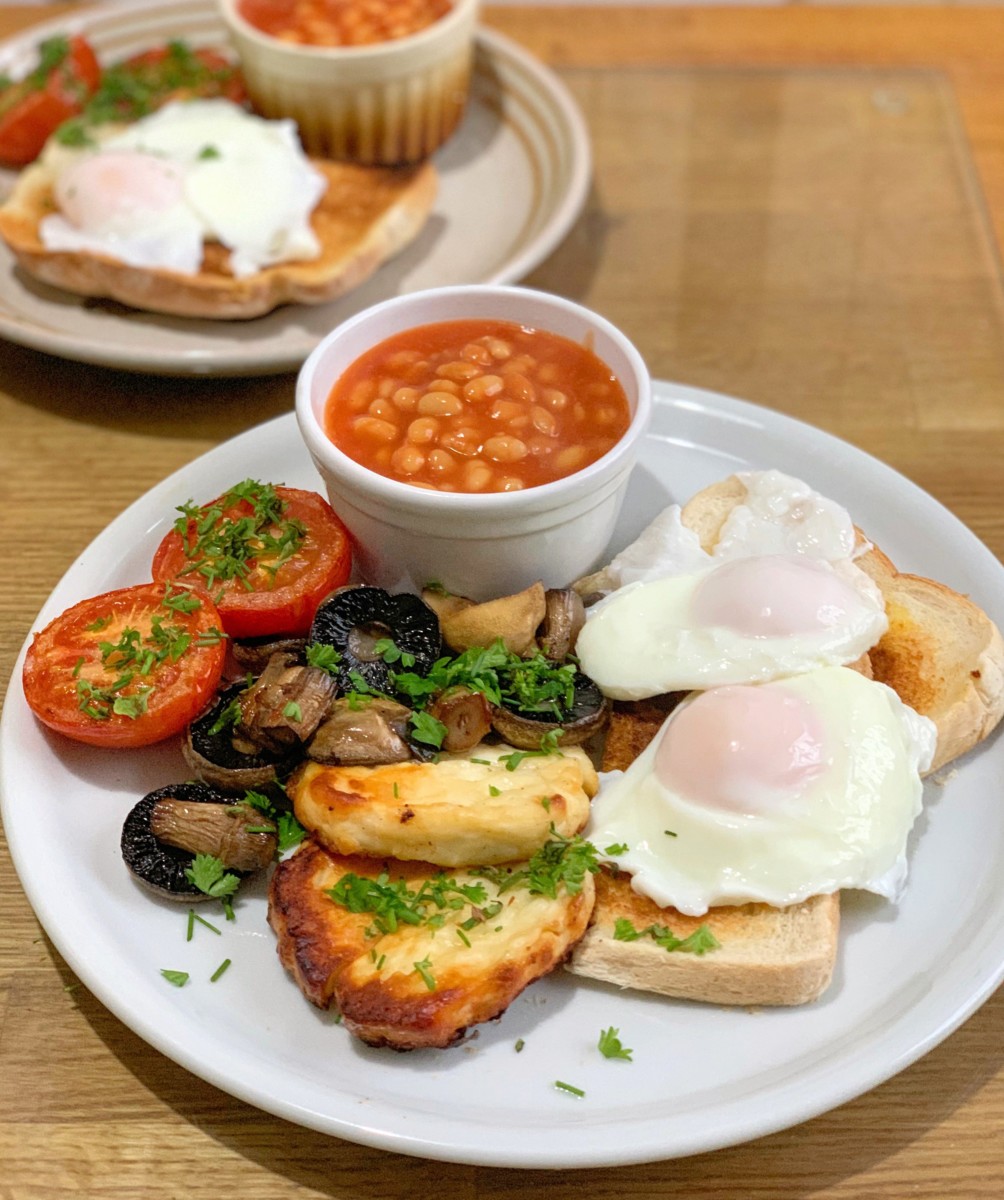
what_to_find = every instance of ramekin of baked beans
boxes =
[296,285,652,600]
[218,0,478,164]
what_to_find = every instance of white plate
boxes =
[3,381,1003,1168]
[0,0,590,376]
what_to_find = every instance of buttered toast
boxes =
[567,474,1004,1007]
[0,156,437,319]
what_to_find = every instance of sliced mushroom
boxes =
[439,582,546,655]
[184,681,301,793]
[536,588,586,660]
[490,673,610,749]
[420,586,474,624]
[427,687,492,753]
[151,797,277,871]
[308,697,415,766]
[237,652,338,754]
[309,585,442,696]
[230,634,306,676]
[121,783,261,902]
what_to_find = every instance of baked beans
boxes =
[238,0,452,48]
[324,320,631,493]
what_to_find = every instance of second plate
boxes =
[0,0,590,376]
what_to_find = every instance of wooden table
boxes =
[1,5,1002,1197]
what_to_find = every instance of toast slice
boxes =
[0,155,436,319]
[269,837,595,1049]
[568,870,839,1007]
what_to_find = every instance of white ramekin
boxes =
[218,0,479,164]
[296,285,652,600]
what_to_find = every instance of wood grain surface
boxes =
[1,6,1002,1198]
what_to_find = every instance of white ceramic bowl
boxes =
[218,0,479,164]
[296,285,652,600]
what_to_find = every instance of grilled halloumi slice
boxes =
[268,837,596,1049]
[290,744,598,867]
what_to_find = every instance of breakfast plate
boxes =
[3,380,1003,1168]
[0,0,590,376]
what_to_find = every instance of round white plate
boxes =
[3,381,1003,1168]
[0,0,590,376]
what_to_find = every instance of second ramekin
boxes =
[218,0,479,164]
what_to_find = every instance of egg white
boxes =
[588,667,937,916]
[38,99,326,278]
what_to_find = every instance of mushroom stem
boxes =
[150,798,277,871]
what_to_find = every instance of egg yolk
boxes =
[690,554,861,637]
[55,151,187,234]
[654,684,827,813]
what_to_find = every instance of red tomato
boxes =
[23,582,227,749]
[0,35,101,166]
[117,43,248,109]
[151,482,352,640]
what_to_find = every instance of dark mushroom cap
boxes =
[491,672,610,749]
[309,586,442,696]
[121,782,241,901]
[184,681,302,792]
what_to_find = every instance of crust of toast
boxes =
[0,156,437,319]
[568,869,839,1006]
[682,477,1004,769]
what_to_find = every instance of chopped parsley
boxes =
[160,969,189,988]
[390,639,581,721]
[239,789,304,854]
[413,958,436,991]
[473,830,599,900]
[185,853,240,919]
[597,1027,633,1061]
[373,636,416,669]
[171,479,305,593]
[604,843,629,856]
[409,709,447,749]
[72,584,221,722]
[282,701,303,722]
[498,729,564,772]
[613,918,720,955]
[305,642,342,674]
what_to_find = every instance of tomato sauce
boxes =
[323,319,632,494]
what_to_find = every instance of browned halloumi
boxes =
[268,837,596,1049]
[290,744,598,867]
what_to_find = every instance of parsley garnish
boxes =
[283,701,303,722]
[305,642,342,674]
[209,958,231,982]
[474,830,599,900]
[207,695,241,736]
[160,969,189,987]
[514,1038,525,1052]
[498,729,564,772]
[597,1027,633,1060]
[171,479,306,593]
[373,636,416,669]
[604,843,629,856]
[185,853,240,919]
[409,709,447,749]
[413,958,436,991]
[613,918,720,955]
[554,1081,585,1098]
